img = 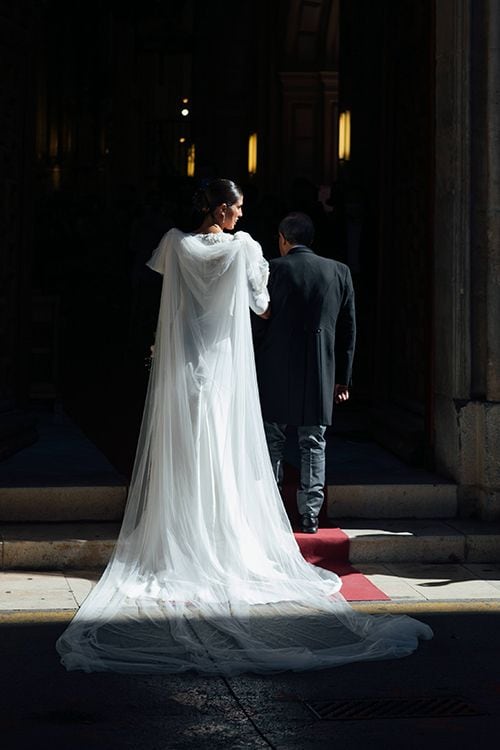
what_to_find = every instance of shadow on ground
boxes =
[1,612,499,749]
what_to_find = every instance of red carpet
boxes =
[283,467,389,602]
[294,528,389,601]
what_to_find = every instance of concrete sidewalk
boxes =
[2,562,500,617]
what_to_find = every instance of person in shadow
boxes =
[254,212,356,533]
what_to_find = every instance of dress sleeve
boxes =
[146,228,175,275]
[238,232,270,315]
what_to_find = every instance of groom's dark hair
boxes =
[279,212,314,247]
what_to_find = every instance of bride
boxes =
[56,179,432,674]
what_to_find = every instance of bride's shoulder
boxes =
[157,227,183,245]
[233,230,261,249]
[233,230,252,242]
[167,227,184,239]
[167,228,199,248]
[233,231,262,252]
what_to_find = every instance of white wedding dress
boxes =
[56,228,432,674]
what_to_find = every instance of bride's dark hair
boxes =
[192,178,242,216]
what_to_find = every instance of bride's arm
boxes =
[146,228,176,275]
[238,232,270,316]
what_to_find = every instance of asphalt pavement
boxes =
[1,605,499,750]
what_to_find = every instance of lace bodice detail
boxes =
[146,228,269,315]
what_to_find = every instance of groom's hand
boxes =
[334,384,349,404]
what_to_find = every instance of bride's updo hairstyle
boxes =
[192,178,242,218]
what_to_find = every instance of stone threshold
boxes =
[0,519,499,569]
[0,485,127,522]
[327,482,457,519]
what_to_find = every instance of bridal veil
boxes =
[56,228,432,674]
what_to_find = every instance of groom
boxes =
[255,212,356,533]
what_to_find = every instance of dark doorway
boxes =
[2,0,434,474]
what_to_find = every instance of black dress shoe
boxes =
[300,513,319,533]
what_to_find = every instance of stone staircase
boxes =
[0,415,126,570]
[0,416,499,570]
[322,435,500,565]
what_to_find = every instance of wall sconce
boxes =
[338,111,351,161]
[248,132,257,176]
[187,144,195,177]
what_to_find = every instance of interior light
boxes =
[338,111,351,161]
[49,127,58,159]
[179,137,186,144]
[51,164,61,190]
[187,144,195,177]
[181,108,189,117]
[248,132,257,175]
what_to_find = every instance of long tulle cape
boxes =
[56,229,432,674]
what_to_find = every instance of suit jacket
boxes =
[254,246,356,426]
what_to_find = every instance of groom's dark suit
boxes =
[254,244,356,529]
[255,245,356,427]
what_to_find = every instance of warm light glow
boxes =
[51,165,61,190]
[248,132,257,175]
[179,137,186,144]
[338,111,351,161]
[181,108,189,117]
[187,144,195,177]
[49,127,58,159]
[182,98,189,104]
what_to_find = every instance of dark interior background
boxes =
[1,0,434,473]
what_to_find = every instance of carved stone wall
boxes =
[434,0,500,519]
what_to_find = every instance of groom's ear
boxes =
[278,232,287,256]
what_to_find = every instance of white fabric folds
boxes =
[56,229,432,675]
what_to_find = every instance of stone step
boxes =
[341,519,500,564]
[0,479,457,523]
[286,430,459,520]
[0,485,127,522]
[327,481,458,519]
[0,414,128,522]
[2,519,499,570]
[0,523,120,569]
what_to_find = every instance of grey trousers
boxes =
[263,421,327,517]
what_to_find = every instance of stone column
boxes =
[434,0,500,519]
